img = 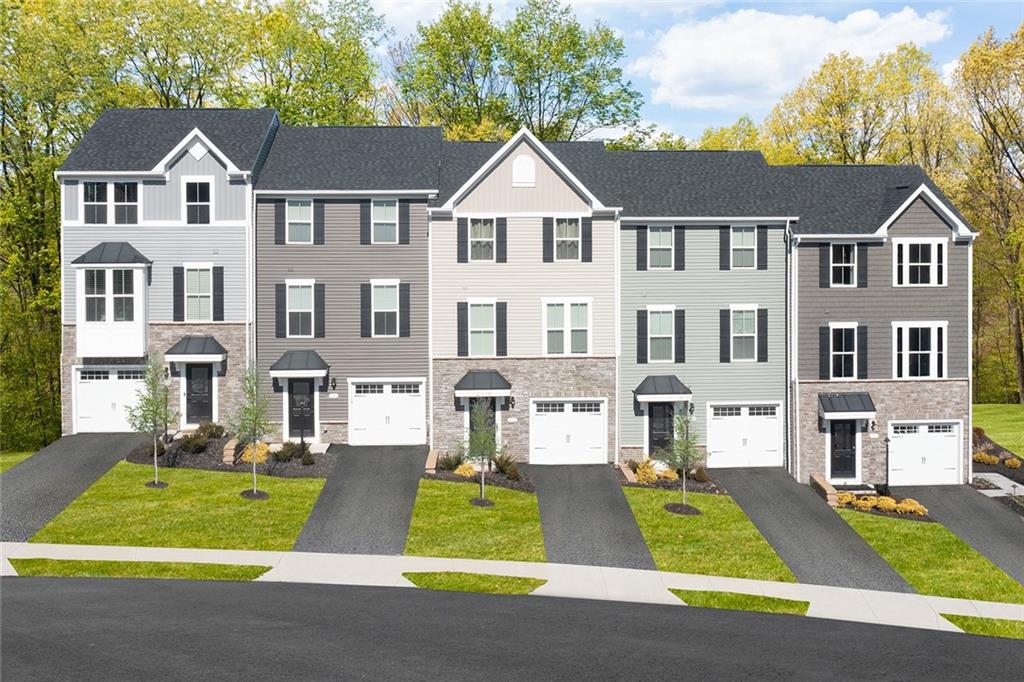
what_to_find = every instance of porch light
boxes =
[330,377,337,391]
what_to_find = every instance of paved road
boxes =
[2,578,1011,681]
[0,433,144,542]
[524,464,655,570]
[897,485,1024,584]
[713,468,912,592]
[293,445,426,554]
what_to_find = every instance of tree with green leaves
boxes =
[607,123,688,151]
[465,400,497,504]
[125,356,176,488]
[654,412,702,508]
[228,366,274,495]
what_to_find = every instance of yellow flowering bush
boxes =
[895,498,928,516]
[875,496,898,513]
[454,462,476,479]
[1004,457,1022,470]
[837,492,857,505]
[973,452,1000,465]
[658,467,679,481]
[241,442,269,465]
[635,460,658,485]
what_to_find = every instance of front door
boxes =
[186,364,213,424]
[289,378,315,439]
[830,420,856,479]
[649,403,674,455]
[468,397,496,437]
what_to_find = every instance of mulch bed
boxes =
[424,470,535,494]
[996,495,1024,518]
[621,476,726,495]
[973,460,1024,486]
[973,429,1024,485]
[838,492,935,523]
[663,502,701,516]
[126,437,336,479]
[971,476,999,491]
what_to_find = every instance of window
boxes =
[555,218,580,261]
[545,301,589,355]
[731,226,755,268]
[830,325,856,378]
[287,282,313,337]
[117,369,144,380]
[392,383,420,394]
[185,181,211,224]
[731,308,756,360]
[470,218,495,261]
[713,406,741,418]
[892,424,918,435]
[831,244,855,287]
[112,269,134,322]
[469,302,495,357]
[372,199,398,243]
[572,401,601,413]
[84,269,105,321]
[511,155,535,187]
[894,239,946,286]
[114,182,138,224]
[649,226,672,268]
[287,200,312,244]
[355,384,384,395]
[185,267,212,322]
[372,282,398,337]
[648,308,674,362]
[84,182,107,224]
[80,369,109,381]
[928,424,954,434]
[894,322,946,379]
[535,402,564,413]
[749,405,777,417]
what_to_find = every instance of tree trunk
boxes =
[152,433,159,485]
[252,458,257,494]
[682,471,687,507]
[479,465,485,501]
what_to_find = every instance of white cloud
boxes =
[372,1,446,41]
[630,7,952,110]
[941,58,959,85]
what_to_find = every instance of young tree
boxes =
[465,400,497,504]
[125,356,176,488]
[228,366,274,497]
[654,412,702,508]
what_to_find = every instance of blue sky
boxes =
[372,1,1024,139]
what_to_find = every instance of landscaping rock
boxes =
[223,438,238,464]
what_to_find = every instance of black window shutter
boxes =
[819,243,831,287]
[313,200,325,245]
[674,309,685,363]
[636,226,647,271]
[896,243,904,285]
[398,200,410,244]
[275,284,286,338]
[719,309,730,362]
[359,283,371,338]
[496,302,507,356]
[212,266,224,321]
[496,217,507,263]
[756,226,768,270]
[819,326,830,379]
[674,226,685,270]
[581,217,593,262]
[457,218,468,263]
[636,310,647,364]
[719,227,730,270]
[359,200,371,245]
[399,283,410,337]
[457,302,468,357]
[542,217,554,262]
[857,325,868,379]
[173,267,184,321]
[274,200,285,245]
[314,283,325,338]
[757,308,768,363]
[856,243,868,288]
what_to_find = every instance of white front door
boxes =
[529,399,607,465]
[348,380,426,446]
[706,403,782,468]
[888,422,960,486]
[75,367,144,433]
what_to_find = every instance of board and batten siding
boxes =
[797,198,970,380]
[619,224,788,447]
[255,198,429,424]
[142,151,247,223]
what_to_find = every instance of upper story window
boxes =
[84,182,107,224]
[731,307,757,361]
[894,322,946,379]
[84,269,106,321]
[287,200,312,244]
[470,218,495,261]
[185,266,212,322]
[831,244,855,287]
[83,268,137,322]
[894,238,945,287]
[469,302,495,357]
[112,269,134,322]
[649,226,672,269]
[648,307,674,362]
[287,281,313,338]
[555,218,580,261]
[545,301,589,355]
[511,154,535,187]
[372,282,399,337]
[830,323,856,379]
[372,199,398,243]
[185,181,211,224]
[114,183,138,224]
[731,226,755,269]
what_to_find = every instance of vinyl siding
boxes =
[63,180,79,221]
[143,151,247,222]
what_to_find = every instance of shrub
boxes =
[437,451,465,471]
[635,460,658,485]
[195,421,225,440]
[688,466,710,483]
[1004,457,1022,470]
[837,492,857,506]
[895,498,928,516]
[301,448,315,466]
[852,496,877,511]
[875,496,898,513]
[973,452,1000,466]
[491,451,520,480]
[274,441,308,463]
[625,459,641,474]
[178,432,208,454]
[454,462,476,479]
[658,467,679,481]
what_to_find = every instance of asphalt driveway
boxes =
[896,485,1024,585]
[523,464,655,570]
[1,433,144,542]
[712,468,912,592]
[293,445,427,555]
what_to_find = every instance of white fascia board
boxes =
[69,262,149,269]
[166,353,225,363]
[55,170,165,178]
[454,388,512,398]
[793,234,887,242]
[819,409,876,420]
[151,128,242,175]
[255,189,437,197]
[269,368,328,378]
[635,393,692,403]
[620,216,798,223]
[874,183,975,239]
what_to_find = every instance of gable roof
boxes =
[71,242,151,265]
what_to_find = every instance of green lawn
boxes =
[838,509,1024,603]
[974,404,1024,456]
[671,589,809,616]
[943,614,1024,640]
[0,451,33,474]
[624,488,795,582]
[403,571,546,595]
[32,461,324,551]
[10,559,269,581]
[404,479,546,562]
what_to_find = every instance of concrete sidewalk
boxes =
[4,542,1023,633]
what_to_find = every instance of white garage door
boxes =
[529,399,607,465]
[706,403,782,468]
[75,368,144,433]
[888,422,960,486]
[348,380,426,446]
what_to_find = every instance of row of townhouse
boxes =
[57,109,976,488]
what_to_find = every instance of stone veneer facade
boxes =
[795,379,970,484]
[432,357,616,462]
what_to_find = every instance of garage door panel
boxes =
[888,422,960,486]
[530,400,607,465]
[348,381,425,446]
[706,403,782,468]
[75,368,143,433]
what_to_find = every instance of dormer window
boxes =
[114,183,138,224]
[512,154,535,188]
[185,180,211,224]
[84,183,107,224]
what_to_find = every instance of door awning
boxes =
[454,370,511,398]
[165,335,227,363]
[633,375,692,403]
[818,392,876,420]
[269,350,329,378]
[72,241,151,265]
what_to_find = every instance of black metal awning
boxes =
[72,241,151,265]
[818,392,876,418]
[633,375,692,402]
[269,350,329,377]
[165,335,227,360]
[454,370,512,397]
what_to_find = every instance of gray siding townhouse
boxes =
[58,108,278,435]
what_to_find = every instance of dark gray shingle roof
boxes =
[454,370,512,392]
[818,392,876,415]
[269,350,328,373]
[71,242,151,265]
[633,375,692,397]
[166,335,227,357]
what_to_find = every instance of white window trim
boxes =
[729,303,758,362]
[80,180,144,227]
[541,298,593,356]
[183,262,214,323]
[111,268,136,323]
[285,199,313,245]
[468,217,496,263]
[181,174,215,225]
[467,297,497,358]
[285,278,315,339]
[282,377,321,444]
[892,237,947,288]
[830,242,857,288]
[824,418,864,485]
[371,198,399,245]
[178,362,220,431]
[828,321,858,380]
[511,154,536,188]
[646,304,675,364]
[82,181,109,225]
[554,217,583,262]
[648,225,674,270]
[891,321,949,380]
[371,278,400,338]
[730,224,756,270]
[83,268,107,323]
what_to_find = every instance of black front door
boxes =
[649,403,674,454]
[289,378,315,438]
[468,397,496,436]
[830,420,856,479]
[186,364,213,424]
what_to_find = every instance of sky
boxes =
[370,1,1024,139]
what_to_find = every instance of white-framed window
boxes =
[185,179,211,224]
[544,300,590,355]
[555,218,580,261]
[286,280,314,338]
[830,322,856,379]
[392,383,420,394]
[713,405,741,417]
[84,269,106,321]
[184,265,213,322]
[113,182,138,224]
[648,306,674,362]
[831,243,856,287]
[286,199,312,244]
[112,269,134,322]
[893,321,947,379]
[354,383,384,395]
[894,238,946,287]
[80,369,109,381]
[83,182,107,224]
[649,226,673,269]
[572,401,601,413]
[470,218,495,261]
[371,280,399,338]
[535,401,564,413]
[731,306,757,361]
[372,199,398,243]
[468,301,495,357]
[731,225,755,269]
[511,154,535,187]
[117,369,144,380]
[749,405,776,417]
